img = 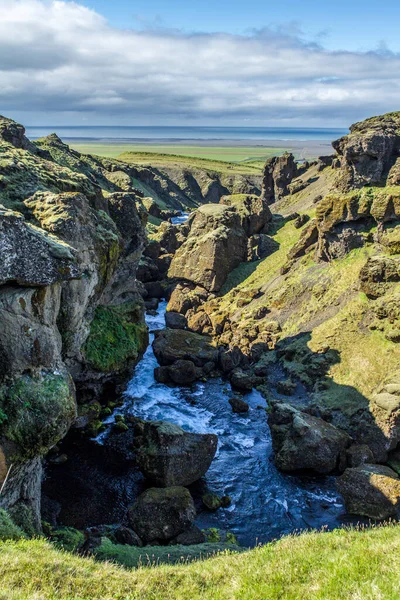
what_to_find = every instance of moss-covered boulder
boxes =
[128,487,196,543]
[134,420,217,487]
[152,328,218,367]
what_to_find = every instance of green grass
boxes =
[1,524,400,599]
[70,143,286,165]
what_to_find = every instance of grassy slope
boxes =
[69,143,286,166]
[1,525,400,599]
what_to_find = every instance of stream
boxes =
[107,302,351,547]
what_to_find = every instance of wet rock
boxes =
[336,464,400,519]
[168,359,203,385]
[269,402,351,474]
[230,369,262,392]
[128,486,196,543]
[134,420,218,487]
[165,311,187,330]
[144,297,159,311]
[154,365,171,384]
[229,396,249,414]
[153,328,218,367]
[114,526,143,547]
[219,346,244,374]
[202,492,222,511]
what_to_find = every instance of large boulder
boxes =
[152,328,218,367]
[336,464,400,519]
[268,403,351,474]
[167,359,202,385]
[359,256,400,299]
[168,204,248,292]
[134,420,218,486]
[128,486,196,543]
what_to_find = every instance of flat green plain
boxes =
[70,143,286,165]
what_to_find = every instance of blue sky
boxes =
[1,0,400,127]
[83,0,400,52]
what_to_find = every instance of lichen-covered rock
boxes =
[168,204,248,292]
[167,283,208,316]
[268,402,351,474]
[359,256,400,298]
[134,420,217,487]
[0,207,79,286]
[152,328,218,367]
[337,464,400,519]
[261,153,298,204]
[369,373,400,461]
[128,486,196,543]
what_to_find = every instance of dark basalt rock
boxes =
[165,311,187,330]
[134,420,217,487]
[261,153,298,204]
[128,486,196,543]
[114,526,143,547]
[229,396,249,414]
[269,402,351,474]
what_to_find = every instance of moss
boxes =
[83,302,148,373]
[0,509,27,541]
[8,504,37,538]
[0,372,76,460]
[50,527,84,552]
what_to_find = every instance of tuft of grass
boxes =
[1,525,400,598]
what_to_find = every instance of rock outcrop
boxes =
[261,153,298,204]
[134,420,218,487]
[0,116,147,531]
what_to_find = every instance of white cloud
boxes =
[0,0,400,125]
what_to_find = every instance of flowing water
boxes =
[105,302,352,547]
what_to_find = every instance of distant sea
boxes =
[25,125,348,143]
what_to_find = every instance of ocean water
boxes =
[25,125,348,143]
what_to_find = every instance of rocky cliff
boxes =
[0,117,149,531]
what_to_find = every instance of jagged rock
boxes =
[359,256,400,298]
[268,403,351,474]
[143,239,161,260]
[114,526,143,546]
[337,464,400,519]
[136,257,160,283]
[154,221,186,254]
[134,420,217,487]
[286,219,318,261]
[219,194,272,236]
[153,328,218,367]
[165,311,187,330]
[128,487,196,543]
[167,359,203,385]
[261,153,298,204]
[186,310,212,334]
[332,112,400,189]
[316,155,334,171]
[293,214,310,229]
[168,205,248,292]
[247,234,279,261]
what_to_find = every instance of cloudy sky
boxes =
[2,0,400,127]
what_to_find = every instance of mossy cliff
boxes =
[0,116,149,530]
[163,111,400,499]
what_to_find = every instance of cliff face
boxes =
[0,117,148,531]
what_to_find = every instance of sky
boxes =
[1,0,400,127]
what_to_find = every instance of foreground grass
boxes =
[1,525,400,599]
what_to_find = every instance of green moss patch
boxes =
[83,303,148,373]
[0,509,26,541]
